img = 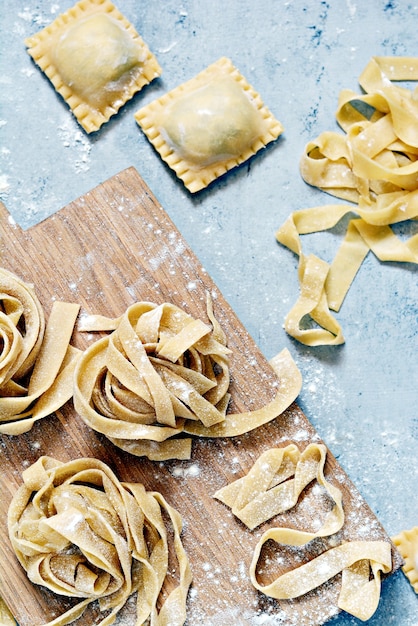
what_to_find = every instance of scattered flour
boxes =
[57,119,92,173]
[171,463,201,478]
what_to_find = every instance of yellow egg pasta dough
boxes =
[276,56,418,345]
[214,442,344,532]
[8,456,192,626]
[392,526,418,593]
[0,597,16,626]
[135,57,283,192]
[215,440,392,621]
[250,539,391,622]
[25,0,162,133]
[0,267,80,435]
[74,297,301,460]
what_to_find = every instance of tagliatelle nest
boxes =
[74,297,231,460]
[8,456,192,626]
[0,267,80,435]
[74,296,302,460]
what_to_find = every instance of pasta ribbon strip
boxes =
[183,347,301,438]
[249,539,391,622]
[0,597,16,626]
[277,56,418,346]
[214,443,343,531]
[75,299,301,460]
[0,268,80,434]
[8,456,192,626]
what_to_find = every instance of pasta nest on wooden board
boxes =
[74,297,301,461]
[8,456,192,626]
[0,268,80,435]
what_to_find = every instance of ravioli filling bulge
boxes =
[53,13,144,106]
[160,77,263,166]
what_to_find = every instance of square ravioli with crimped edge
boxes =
[392,526,418,593]
[134,57,284,192]
[24,0,162,133]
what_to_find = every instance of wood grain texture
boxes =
[0,167,401,626]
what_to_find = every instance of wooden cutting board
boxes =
[0,167,401,626]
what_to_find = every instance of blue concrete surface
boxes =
[1,1,417,624]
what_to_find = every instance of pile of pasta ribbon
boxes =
[74,298,302,460]
[277,56,418,345]
[8,456,192,626]
[0,268,80,434]
[215,442,392,621]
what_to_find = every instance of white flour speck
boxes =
[171,463,201,478]
[57,120,91,172]
[0,174,10,193]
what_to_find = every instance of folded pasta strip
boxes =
[214,442,343,532]
[250,539,391,622]
[277,56,418,346]
[8,456,192,626]
[0,597,15,626]
[75,297,301,460]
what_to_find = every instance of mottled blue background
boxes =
[1,1,417,624]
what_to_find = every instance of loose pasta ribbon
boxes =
[215,442,391,620]
[250,539,391,622]
[214,442,343,532]
[277,56,418,345]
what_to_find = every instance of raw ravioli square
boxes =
[134,57,284,192]
[25,0,162,133]
[392,526,418,593]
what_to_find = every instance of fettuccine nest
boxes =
[8,456,192,626]
[0,268,80,435]
[74,297,301,460]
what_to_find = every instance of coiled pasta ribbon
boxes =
[277,56,418,345]
[0,268,80,434]
[74,298,302,460]
[8,456,192,626]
